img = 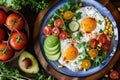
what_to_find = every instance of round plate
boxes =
[39,0,119,77]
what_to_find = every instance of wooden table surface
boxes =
[7,0,120,79]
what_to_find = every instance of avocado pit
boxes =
[22,57,32,69]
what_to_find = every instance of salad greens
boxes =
[0,0,52,12]
[0,63,55,80]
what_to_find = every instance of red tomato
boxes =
[54,18,64,28]
[89,38,98,48]
[59,31,68,40]
[0,10,7,26]
[6,13,24,31]
[42,25,52,36]
[110,70,119,80]
[98,33,107,44]
[0,43,13,61]
[52,27,60,36]
[101,43,110,51]
[10,32,27,50]
[0,28,5,42]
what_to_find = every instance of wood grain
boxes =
[33,0,120,80]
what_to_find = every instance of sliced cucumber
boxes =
[69,21,79,32]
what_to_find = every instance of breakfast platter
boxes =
[34,0,120,80]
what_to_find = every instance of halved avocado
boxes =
[18,51,39,74]
[45,51,61,61]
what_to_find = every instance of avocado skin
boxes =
[18,51,39,74]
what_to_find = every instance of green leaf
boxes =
[98,20,103,25]
[76,32,83,40]
[75,12,82,20]
[99,29,103,33]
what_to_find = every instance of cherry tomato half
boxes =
[59,31,68,40]
[54,18,64,28]
[101,43,110,51]
[6,13,24,31]
[0,10,7,26]
[10,32,27,50]
[98,33,107,44]
[0,43,13,61]
[110,70,119,80]
[42,25,52,36]
[89,38,98,48]
[52,27,60,36]
[0,28,5,42]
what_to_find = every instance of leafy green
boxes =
[76,32,83,40]
[61,0,79,12]
[0,0,52,12]
[99,29,103,33]
[92,51,108,67]
[75,12,82,20]
[98,20,103,25]
[0,63,55,80]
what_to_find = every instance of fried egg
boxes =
[76,6,106,41]
[58,6,106,72]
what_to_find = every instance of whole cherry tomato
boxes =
[54,18,64,28]
[0,28,5,42]
[42,25,52,36]
[0,10,7,26]
[59,30,68,40]
[0,43,13,61]
[10,32,27,50]
[110,70,119,80]
[6,13,24,31]
[98,33,107,44]
[52,27,60,36]
[89,38,98,48]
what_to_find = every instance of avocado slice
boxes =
[45,51,61,61]
[45,35,59,47]
[44,42,60,51]
[18,51,39,74]
[44,43,60,55]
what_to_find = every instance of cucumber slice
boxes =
[69,21,79,32]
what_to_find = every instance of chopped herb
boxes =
[76,32,83,40]
[98,20,103,25]
[75,12,82,20]
[77,43,82,48]
[62,1,71,12]
[99,29,103,33]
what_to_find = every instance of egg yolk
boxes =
[81,17,97,33]
[64,46,78,60]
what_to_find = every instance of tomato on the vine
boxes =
[89,38,98,48]
[6,13,24,31]
[42,25,52,36]
[52,27,60,36]
[0,43,13,61]
[59,31,68,40]
[0,10,7,26]
[0,28,5,42]
[98,33,107,44]
[10,32,27,50]
[110,70,119,80]
[54,18,64,28]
